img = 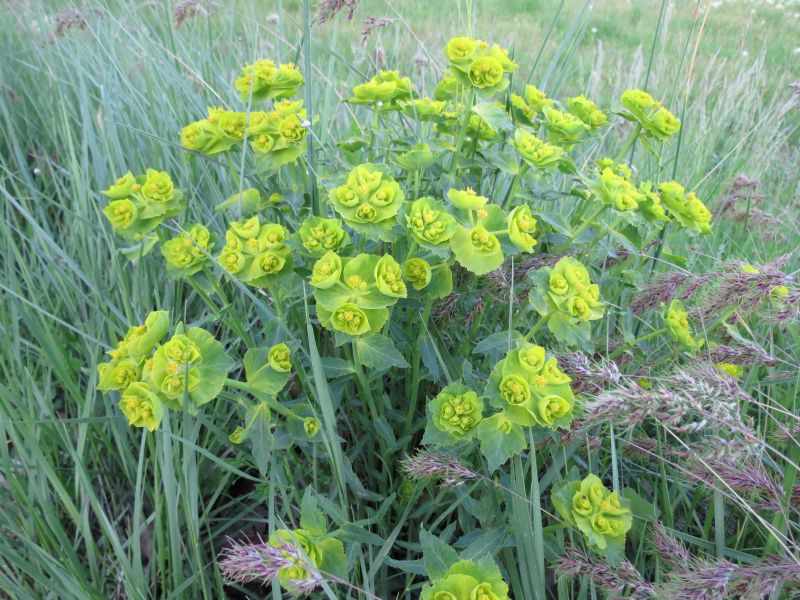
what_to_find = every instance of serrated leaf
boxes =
[477,415,527,471]
[300,488,328,536]
[420,527,460,580]
[355,334,410,370]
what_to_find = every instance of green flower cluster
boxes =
[428,382,485,443]
[542,105,590,148]
[181,58,307,172]
[658,181,713,234]
[485,343,575,429]
[267,528,345,595]
[663,299,704,353]
[421,558,510,600]
[513,128,565,170]
[566,94,609,129]
[532,257,604,322]
[102,169,186,240]
[585,159,645,212]
[445,36,517,96]
[218,216,293,287]
[297,216,349,256]
[400,97,447,121]
[620,88,681,140]
[348,69,414,109]
[234,59,304,102]
[160,224,214,277]
[404,197,458,249]
[310,252,405,336]
[552,474,633,563]
[97,311,232,430]
[328,163,405,239]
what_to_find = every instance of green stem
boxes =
[403,299,433,440]
[524,313,551,341]
[608,327,667,360]
[368,109,380,163]
[224,378,299,420]
[582,215,624,257]
[502,163,530,211]
[412,169,421,201]
[557,204,609,252]
[528,437,546,600]
[613,124,642,164]
[714,488,725,559]
[448,89,476,176]
[351,340,380,423]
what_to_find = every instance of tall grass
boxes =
[1,0,798,598]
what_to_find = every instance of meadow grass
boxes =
[0,0,798,598]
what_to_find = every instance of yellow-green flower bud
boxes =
[403,258,433,290]
[119,382,163,432]
[331,303,371,336]
[141,169,174,203]
[507,205,538,252]
[102,171,136,199]
[523,84,554,112]
[566,94,608,128]
[268,343,291,372]
[447,188,487,210]
[310,251,343,289]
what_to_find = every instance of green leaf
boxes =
[355,334,410,370]
[419,527,460,580]
[472,102,514,132]
[300,488,328,537]
[477,414,527,471]
[246,402,272,476]
[243,346,291,395]
[548,312,593,351]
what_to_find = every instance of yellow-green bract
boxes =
[267,528,345,595]
[552,474,633,565]
[421,557,510,600]
[102,169,186,242]
[328,163,406,240]
[444,36,517,97]
[663,299,705,354]
[620,88,681,140]
[218,216,293,287]
[311,253,405,336]
[484,343,575,429]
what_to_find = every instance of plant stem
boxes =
[528,436,547,600]
[448,89,476,176]
[502,163,530,210]
[613,124,642,164]
[525,313,551,341]
[557,204,609,252]
[403,298,433,441]
[608,327,667,360]
[224,378,299,420]
[582,215,624,257]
